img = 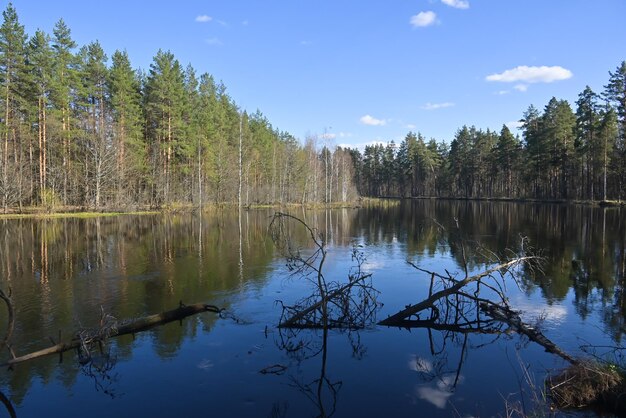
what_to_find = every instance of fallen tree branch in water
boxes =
[1,302,222,368]
[378,257,535,327]
[270,212,379,330]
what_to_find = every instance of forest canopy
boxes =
[0,3,357,211]
[0,3,624,212]
[350,64,626,202]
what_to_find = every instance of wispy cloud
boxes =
[494,90,510,95]
[300,40,313,46]
[195,15,212,23]
[441,0,469,9]
[486,65,573,84]
[339,140,387,151]
[505,120,524,130]
[410,11,437,28]
[406,124,417,129]
[205,37,223,46]
[513,84,528,92]
[242,20,249,26]
[421,102,454,110]
[320,133,336,140]
[360,115,387,126]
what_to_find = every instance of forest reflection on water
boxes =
[0,200,624,417]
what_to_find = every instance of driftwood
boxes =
[378,257,534,326]
[1,302,221,368]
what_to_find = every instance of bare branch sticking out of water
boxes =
[269,212,380,330]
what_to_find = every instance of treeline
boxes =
[351,61,626,202]
[0,4,357,212]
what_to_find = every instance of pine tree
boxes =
[604,61,626,200]
[26,29,53,202]
[144,50,186,205]
[109,50,144,204]
[50,18,77,205]
[77,41,110,208]
[0,2,27,211]
[575,86,600,199]
[494,125,520,197]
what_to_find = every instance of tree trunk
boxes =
[1,303,221,368]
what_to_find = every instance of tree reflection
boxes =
[269,212,379,417]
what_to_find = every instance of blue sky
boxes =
[9,0,626,148]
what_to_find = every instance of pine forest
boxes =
[0,4,624,213]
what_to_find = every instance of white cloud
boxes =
[441,0,469,9]
[415,375,464,409]
[407,124,417,129]
[338,132,353,138]
[320,133,336,140]
[421,102,455,110]
[360,115,387,126]
[513,84,528,92]
[416,386,453,409]
[195,15,212,23]
[300,40,313,46]
[505,120,524,130]
[512,296,568,325]
[338,140,386,151]
[410,11,437,28]
[495,90,510,95]
[486,65,573,84]
[242,20,249,26]
[205,38,223,46]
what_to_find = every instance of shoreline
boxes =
[0,197,622,220]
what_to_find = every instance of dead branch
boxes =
[270,212,379,330]
[1,302,222,368]
[378,257,535,327]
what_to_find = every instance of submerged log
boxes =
[1,303,221,368]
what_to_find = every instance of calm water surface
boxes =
[0,201,624,417]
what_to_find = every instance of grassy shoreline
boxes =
[368,195,625,207]
[0,197,622,220]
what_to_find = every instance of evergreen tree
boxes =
[494,125,520,197]
[108,49,144,204]
[50,18,77,205]
[575,86,600,199]
[0,2,27,210]
[604,61,626,199]
[77,41,110,208]
[144,50,186,205]
[25,29,53,202]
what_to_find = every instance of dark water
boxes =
[0,201,624,417]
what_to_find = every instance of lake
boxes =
[0,200,624,417]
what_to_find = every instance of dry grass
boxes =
[547,360,624,412]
